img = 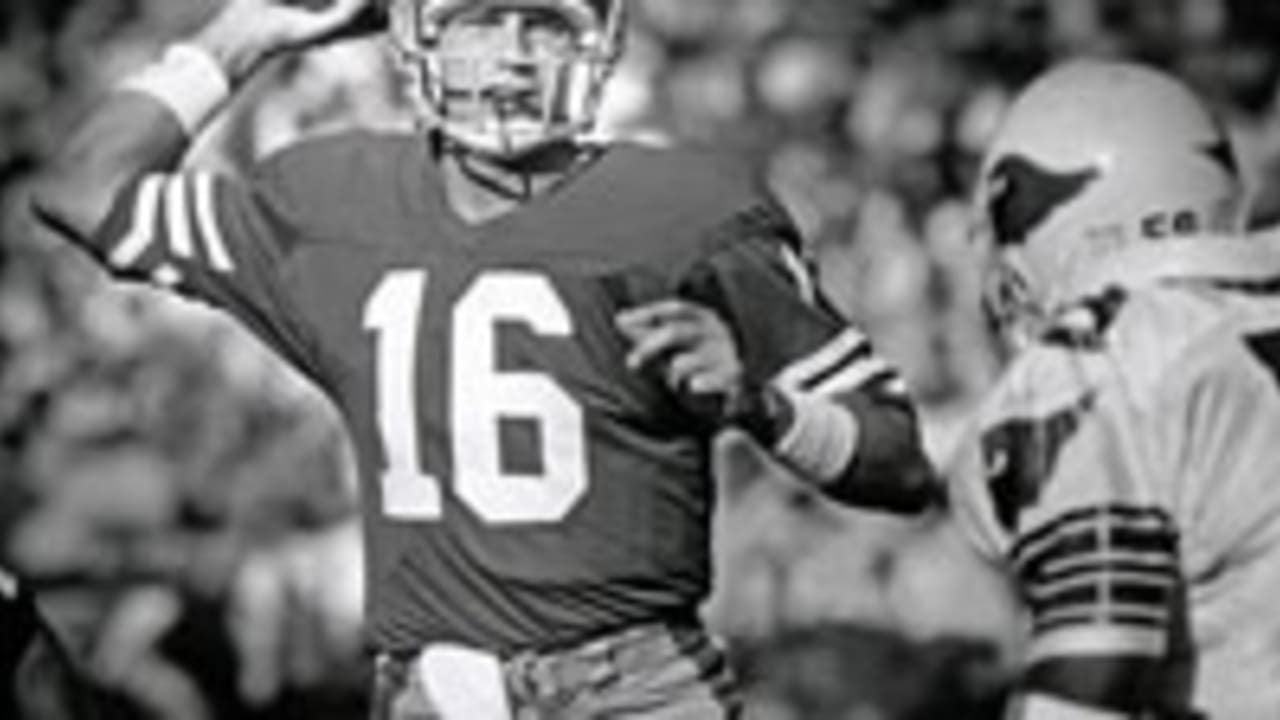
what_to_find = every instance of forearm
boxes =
[31,10,275,245]
[823,392,937,512]
[32,93,189,245]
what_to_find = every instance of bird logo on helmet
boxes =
[384,0,626,161]
[971,60,1248,341]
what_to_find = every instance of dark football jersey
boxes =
[91,133,907,654]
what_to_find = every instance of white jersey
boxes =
[950,236,1280,719]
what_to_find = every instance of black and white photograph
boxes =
[2,1,1279,718]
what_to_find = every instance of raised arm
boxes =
[31,0,375,246]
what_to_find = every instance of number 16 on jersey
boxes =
[362,268,591,526]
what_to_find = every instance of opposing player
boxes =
[30,0,935,716]
[950,59,1280,718]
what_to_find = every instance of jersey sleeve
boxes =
[956,346,1183,669]
[676,203,909,407]
[1174,326,1280,563]
[88,157,325,381]
[671,199,934,508]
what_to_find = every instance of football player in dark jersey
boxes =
[30,0,936,717]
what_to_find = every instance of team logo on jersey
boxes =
[986,155,1099,248]
[981,392,1097,531]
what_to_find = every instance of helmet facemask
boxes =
[970,153,1104,347]
[970,192,1054,350]
[388,0,624,162]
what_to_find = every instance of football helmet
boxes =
[386,0,626,161]
[971,60,1247,339]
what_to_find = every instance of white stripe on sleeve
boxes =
[164,177,196,259]
[778,245,817,306]
[1027,623,1167,664]
[193,172,235,272]
[109,175,166,269]
[812,356,892,397]
[775,328,869,392]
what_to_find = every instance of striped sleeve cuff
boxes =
[1013,505,1179,660]
[774,328,908,399]
[104,172,238,286]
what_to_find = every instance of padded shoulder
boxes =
[249,130,432,248]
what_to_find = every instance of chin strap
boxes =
[452,152,536,201]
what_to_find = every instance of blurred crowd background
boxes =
[2,0,1280,718]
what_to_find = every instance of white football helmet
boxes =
[972,60,1247,337]
[386,0,625,161]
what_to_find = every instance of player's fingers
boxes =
[663,351,712,390]
[684,367,739,395]
[624,321,703,370]
[657,334,742,396]
[615,299,704,340]
[278,0,376,45]
[624,327,686,370]
[677,351,742,391]
[310,0,375,28]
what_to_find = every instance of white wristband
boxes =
[773,391,860,484]
[119,43,231,136]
